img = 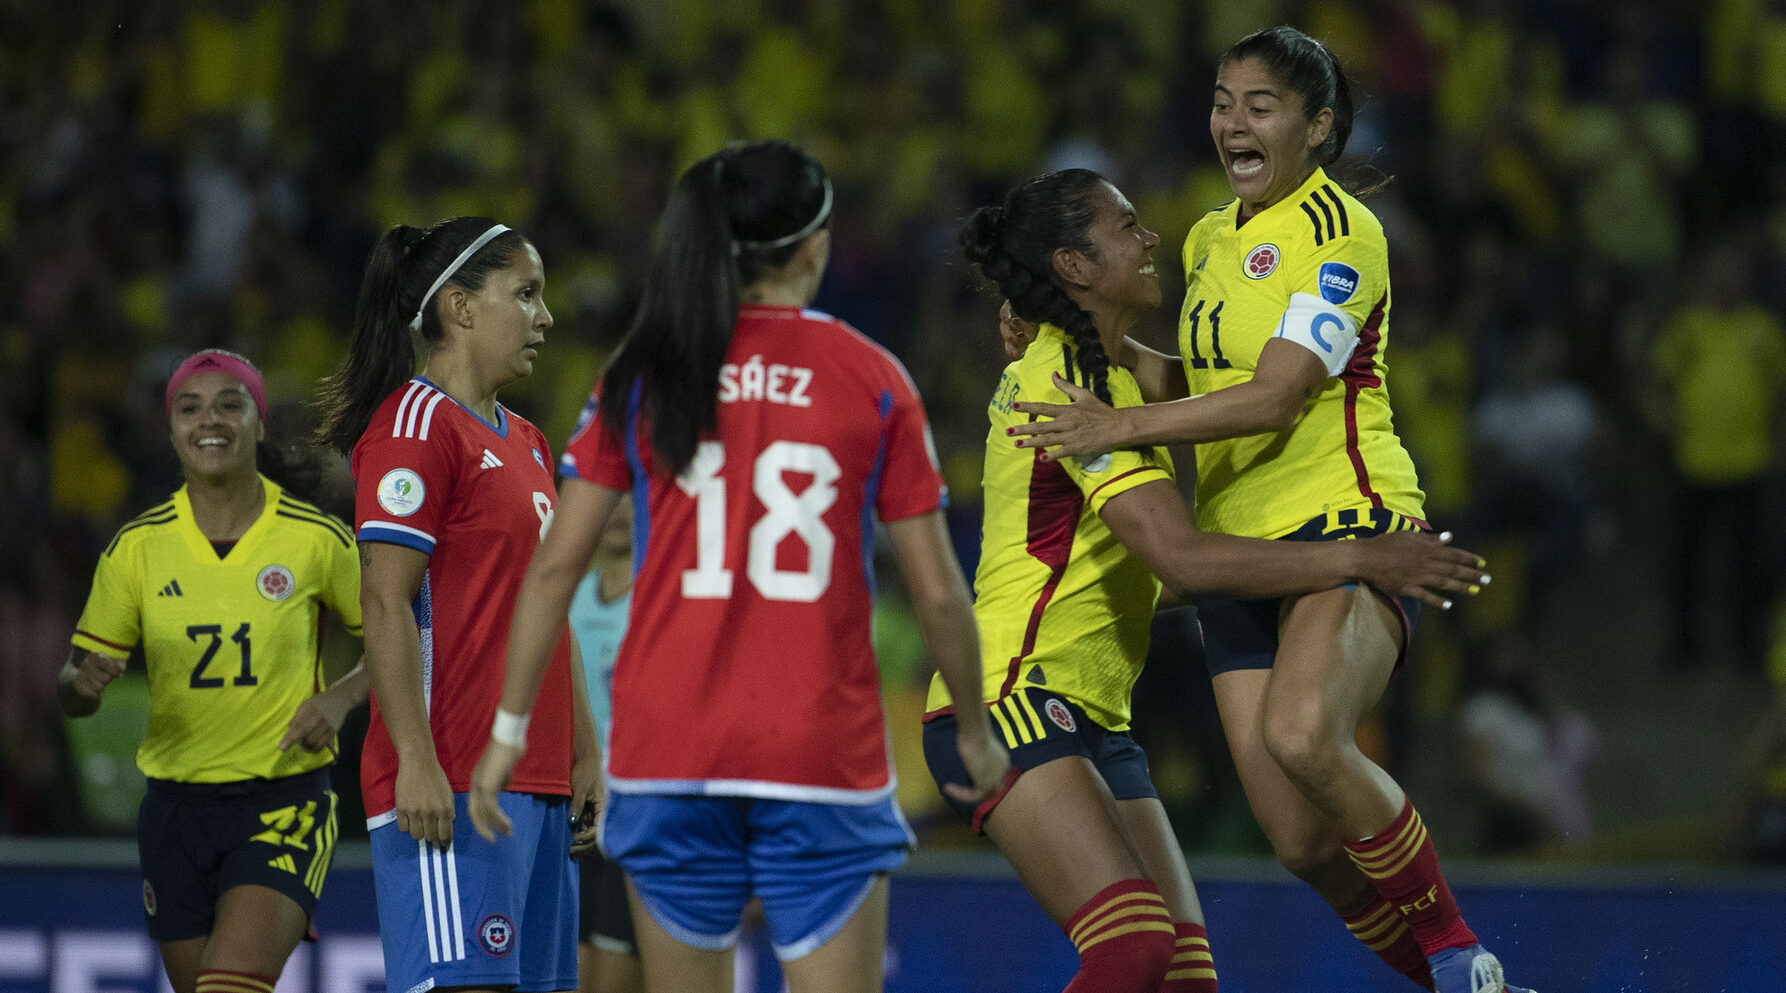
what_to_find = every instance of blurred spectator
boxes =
[1473,324,1612,613]
[1460,633,1598,854]
[1646,238,1786,678]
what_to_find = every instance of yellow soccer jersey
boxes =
[926,323,1173,731]
[1179,167,1425,539]
[71,477,362,783]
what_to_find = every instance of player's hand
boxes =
[66,653,125,701]
[1010,373,1132,462]
[944,724,1011,806]
[1350,530,1489,609]
[568,754,605,858]
[467,741,523,843]
[280,692,351,753]
[396,758,458,845]
[1000,301,1039,360]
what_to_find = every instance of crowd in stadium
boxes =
[4,0,1786,867]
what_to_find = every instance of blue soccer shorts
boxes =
[368,792,577,993]
[599,789,912,962]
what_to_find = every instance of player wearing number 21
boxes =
[59,349,367,993]
[469,140,1008,993]
[316,217,601,993]
[1008,26,1534,993]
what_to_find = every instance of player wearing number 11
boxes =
[59,349,367,993]
[469,140,1008,993]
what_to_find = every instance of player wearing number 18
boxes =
[315,217,602,993]
[58,349,368,993]
[468,140,1009,993]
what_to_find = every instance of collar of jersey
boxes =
[413,375,509,438]
[172,474,279,563]
[1230,165,1333,228]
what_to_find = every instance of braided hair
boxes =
[959,169,1113,405]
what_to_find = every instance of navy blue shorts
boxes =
[1198,508,1425,677]
[137,768,338,942]
[599,790,912,962]
[923,687,1157,833]
[368,792,578,993]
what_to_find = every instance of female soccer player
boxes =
[929,169,1489,993]
[466,139,1009,993]
[316,217,601,993]
[566,495,641,993]
[1006,27,1533,993]
[59,349,367,993]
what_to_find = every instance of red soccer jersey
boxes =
[561,305,947,801]
[353,377,574,818]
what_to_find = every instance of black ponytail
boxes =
[959,169,1114,406]
[1224,25,1354,167]
[600,140,830,477]
[315,217,527,454]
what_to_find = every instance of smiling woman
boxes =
[1001,26,1534,993]
[938,169,1488,993]
[314,218,599,993]
[57,348,368,993]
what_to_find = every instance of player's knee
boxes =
[1260,701,1342,784]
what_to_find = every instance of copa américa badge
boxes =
[377,468,425,516]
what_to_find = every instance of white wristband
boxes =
[491,709,531,748]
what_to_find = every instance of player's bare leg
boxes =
[161,885,311,993]
[624,880,733,993]
[578,942,642,993]
[983,756,1175,991]
[777,874,889,993]
[1214,653,1433,989]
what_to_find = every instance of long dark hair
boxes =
[1223,25,1355,168]
[959,169,1114,406]
[315,217,529,454]
[598,139,831,477]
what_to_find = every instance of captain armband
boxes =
[1273,292,1361,377]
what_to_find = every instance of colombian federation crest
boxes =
[257,564,295,602]
[1244,243,1280,279]
[1045,698,1077,733]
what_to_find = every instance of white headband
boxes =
[734,179,833,255]
[409,224,511,331]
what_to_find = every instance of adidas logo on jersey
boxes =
[267,854,297,874]
[480,449,504,470]
[157,580,183,597]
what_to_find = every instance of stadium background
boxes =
[3,0,1786,989]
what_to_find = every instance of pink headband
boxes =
[165,349,267,419]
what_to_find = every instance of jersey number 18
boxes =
[677,439,839,603]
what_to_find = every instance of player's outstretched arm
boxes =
[884,510,1010,804]
[57,648,124,718]
[362,542,455,844]
[281,655,369,753]
[1011,338,1330,460]
[469,476,620,844]
[1100,479,1488,609]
